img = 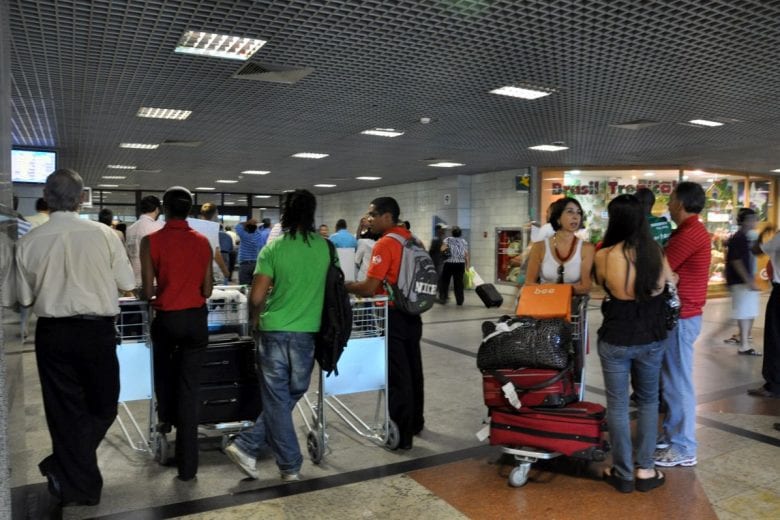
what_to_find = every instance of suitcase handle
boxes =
[202,360,231,367]
[488,359,573,393]
[202,398,238,406]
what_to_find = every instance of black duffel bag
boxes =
[477,316,573,371]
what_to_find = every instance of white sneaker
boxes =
[224,442,259,479]
[280,472,301,481]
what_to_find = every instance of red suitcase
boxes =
[489,401,608,461]
[482,368,577,409]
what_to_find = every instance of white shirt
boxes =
[15,211,135,317]
[539,237,584,284]
[125,213,164,286]
[187,217,221,273]
[24,211,50,228]
[761,232,780,284]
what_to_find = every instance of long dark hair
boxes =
[601,194,662,300]
[281,189,316,243]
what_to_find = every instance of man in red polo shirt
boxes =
[141,186,213,481]
[655,182,711,468]
[346,197,424,450]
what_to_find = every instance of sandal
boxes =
[603,467,633,493]
[738,348,762,356]
[636,469,665,492]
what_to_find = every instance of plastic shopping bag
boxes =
[464,267,475,289]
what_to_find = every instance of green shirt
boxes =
[648,215,672,246]
[254,232,330,332]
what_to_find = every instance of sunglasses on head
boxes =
[557,264,565,283]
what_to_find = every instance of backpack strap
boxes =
[386,232,423,248]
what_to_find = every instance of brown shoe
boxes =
[747,387,780,398]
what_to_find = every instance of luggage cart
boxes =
[298,296,397,464]
[499,296,607,487]
[116,298,154,455]
[207,285,250,337]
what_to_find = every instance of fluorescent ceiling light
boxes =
[361,128,404,138]
[292,152,329,159]
[429,162,464,168]
[314,184,337,188]
[102,175,126,180]
[195,187,215,190]
[97,184,118,188]
[567,170,581,175]
[489,85,553,100]
[255,195,272,198]
[107,164,136,170]
[223,201,235,205]
[644,172,655,176]
[688,119,724,127]
[282,189,295,193]
[528,144,569,152]
[241,170,270,175]
[772,169,780,173]
[356,176,382,181]
[216,179,238,183]
[120,142,159,149]
[175,31,267,61]
[137,107,192,120]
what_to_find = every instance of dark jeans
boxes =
[762,284,780,393]
[151,306,208,479]
[35,317,119,504]
[439,262,466,305]
[387,309,424,446]
[239,261,256,285]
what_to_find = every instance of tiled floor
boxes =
[5,292,780,519]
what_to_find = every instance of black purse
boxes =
[477,316,573,370]
[663,282,681,330]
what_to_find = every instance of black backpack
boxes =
[314,240,353,376]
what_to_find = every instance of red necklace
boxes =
[553,234,577,263]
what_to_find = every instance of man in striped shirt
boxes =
[655,182,711,468]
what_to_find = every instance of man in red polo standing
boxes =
[141,186,213,481]
[346,197,424,450]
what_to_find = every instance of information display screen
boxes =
[11,149,57,183]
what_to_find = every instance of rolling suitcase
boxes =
[476,283,503,308]
[482,367,577,409]
[489,401,608,460]
[200,337,256,384]
[199,382,262,424]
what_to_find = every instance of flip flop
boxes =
[603,467,633,493]
[636,469,665,492]
[738,348,762,356]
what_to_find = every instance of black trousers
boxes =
[762,284,780,393]
[151,306,208,479]
[387,309,424,446]
[439,262,466,305]
[35,317,119,503]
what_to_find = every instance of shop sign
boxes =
[551,179,678,196]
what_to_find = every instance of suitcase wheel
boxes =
[509,462,531,487]
[154,433,172,466]
[383,420,400,451]
[307,431,324,465]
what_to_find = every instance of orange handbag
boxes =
[516,284,573,321]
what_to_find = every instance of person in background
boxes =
[235,218,264,285]
[724,208,762,355]
[125,195,163,288]
[187,203,230,284]
[594,194,675,493]
[98,208,125,243]
[225,225,239,275]
[635,187,672,246]
[355,229,380,281]
[141,186,212,482]
[655,182,711,468]
[428,224,446,279]
[318,224,330,238]
[524,197,595,295]
[330,219,357,249]
[218,224,234,284]
[16,169,135,507]
[438,226,470,306]
[224,190,329,481]
[258,218,272,249]
[25,197,50,228]
[356,216,370,240]
[403,220,411,231]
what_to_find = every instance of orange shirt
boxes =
[366,225,411,300]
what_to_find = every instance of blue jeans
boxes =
[599,339,665,481]
[661,315,702,457]
[234,332,315,475]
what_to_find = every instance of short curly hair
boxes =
[549,197,586,231]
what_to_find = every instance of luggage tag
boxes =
[476,424,490,442]
[502,382,522,410]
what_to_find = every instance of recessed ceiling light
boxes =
[137,107,192,120]
[360,128,404,138]
[107,164,136,170]
[120,142,159,149]
[528,144,569,152]
[97,184,119,188]
[292,152,329,159]
[223,201,235,205]
[688,119,724,127]
[216,179,238,183]
[195,187,216,191]
[314,184,337,188]
[241,170,270,175]
[429,162,464,168]
[255,195,272,198]
[489,85,553,100]
[102,175,126,180]
[356,176,382,181]
[175,31,267,61]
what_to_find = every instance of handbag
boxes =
[663,282,681,330]
[516,284,573,321]
[477,316,573,370]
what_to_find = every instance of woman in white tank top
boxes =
[525,197,595,295]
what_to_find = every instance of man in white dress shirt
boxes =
[125,195,163,287]
[15,169,135,507]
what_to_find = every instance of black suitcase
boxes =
[199,382,262,424]
[476,283,503,308]
[200,338,256,385]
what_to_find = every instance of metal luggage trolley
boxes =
[298,295,397,464]
[207,285,250,337]
[501,296,605,487]
[115,298,154,455]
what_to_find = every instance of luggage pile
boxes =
[477,285,609,487]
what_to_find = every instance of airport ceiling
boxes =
[9,0,780,197]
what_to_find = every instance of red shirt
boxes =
[665,215,711,318]
[148,220,212,311]
[366,226,412,302]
